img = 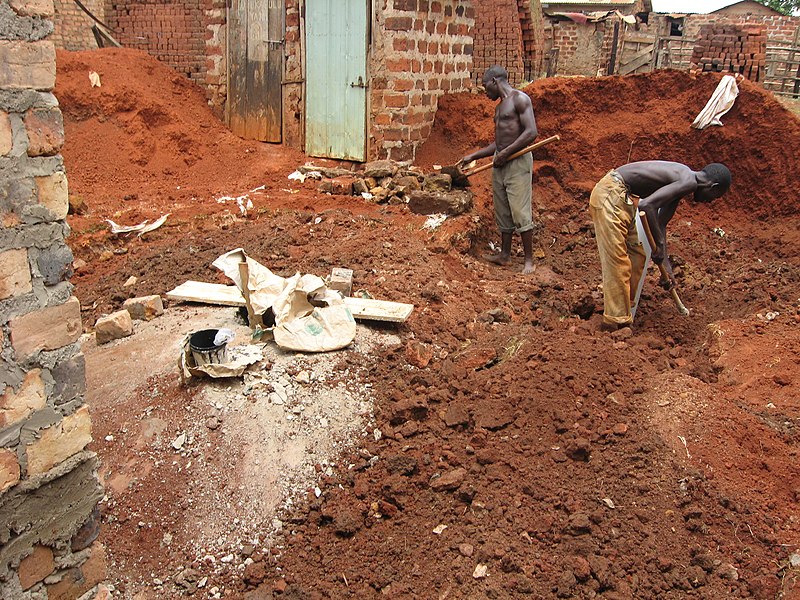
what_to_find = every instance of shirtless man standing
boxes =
[590,161,731,329]
[462,65,538,274]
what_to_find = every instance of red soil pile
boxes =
[54,48,800,598]
[55,48,311,222]
[418,70,800,218]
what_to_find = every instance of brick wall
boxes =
[0,0,106,598]
[369,0,475,162]
[103,0,227,113]
[52,0,104,51]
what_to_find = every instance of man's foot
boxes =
[522,262,536,275]
[599,320,630,333]
[484,253,512,266]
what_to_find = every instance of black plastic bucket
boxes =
[189,329,228,365]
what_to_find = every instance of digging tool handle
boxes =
[464,134,561,177]
[638,211,690,316]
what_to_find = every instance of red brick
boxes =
[385,93,409,108]
[385,16,412,31]
[19,545,55,590]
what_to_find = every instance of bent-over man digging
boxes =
[462,65,538,274]
[590,161,731,330]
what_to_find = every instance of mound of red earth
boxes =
[418,70,800,218]
[55,48,800,598]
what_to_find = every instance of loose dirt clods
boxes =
[57,48,800,598]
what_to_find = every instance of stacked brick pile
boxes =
[0,0,106,597]
[372,0,475,162]
[682,14,800,45]
[690,24,767,81]
[470,0,526,86]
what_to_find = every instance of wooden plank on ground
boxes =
[166,281,246,307]
[165,281,414,323]
[343,297,414,323]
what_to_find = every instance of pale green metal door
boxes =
[305,0,368,161]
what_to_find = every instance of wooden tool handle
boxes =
[638,211,690,316]
[464,134,561,177]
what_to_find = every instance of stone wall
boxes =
[51,0,103,51]
[370,0,475,162]
[0,0,106,598]
[103,0,227,113]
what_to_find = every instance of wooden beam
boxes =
[165,281,414,323]
[166,281,246,306]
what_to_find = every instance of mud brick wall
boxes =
[283,0,301,149]
[470,0,528,86]
[370,0,474,162]
[52,0,104,50]
[103,0,227,113]
[545,19,617,77]
[0,0,106,598]
[690,24,767,82]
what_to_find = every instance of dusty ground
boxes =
[56,48,800,599]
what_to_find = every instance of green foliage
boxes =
[754,0,800,16]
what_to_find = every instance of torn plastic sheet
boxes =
[691,75,739,130]
[180,336,263,379]
[212,249,356,352]
[106,214,169,236]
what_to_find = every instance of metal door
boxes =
[305,0,368,161]
[228,0,283,141]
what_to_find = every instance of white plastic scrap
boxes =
[137,214,169,236]
[288,170,306,182]
[692,74,739,130]
[422,214,448,231]
[88,71,101,87]
[236,197,254,216]
[433,524,448,534]
[712,227,726,238]
[106,214,169,237]
[213,328,235,346]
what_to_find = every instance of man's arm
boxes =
[494,93,537,167]
[639,181,689,289]
[462,142,497,164]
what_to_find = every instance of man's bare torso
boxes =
[616,161,697,199]
[494,90,528,153]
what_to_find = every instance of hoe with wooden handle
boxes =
[441,134,561,187]
[638,210,690,316]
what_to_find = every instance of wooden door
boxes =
[618,32,658,75]
[228,0,283,142]
[305,0,368,161]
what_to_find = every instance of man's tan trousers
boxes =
[589,171,647,326]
